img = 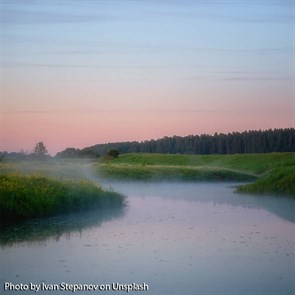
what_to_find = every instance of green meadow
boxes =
[97,152,295,197]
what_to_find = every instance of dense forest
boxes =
[55,128,295,158]
[1,128,294,160]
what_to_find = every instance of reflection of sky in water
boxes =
[0,182,294,295]
[0,207,126,246]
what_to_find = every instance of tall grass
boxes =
[0,174,126,224]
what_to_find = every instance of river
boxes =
[0,182,294,295]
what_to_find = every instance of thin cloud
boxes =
[2,9,112,25]
[154,0,293,24]
[168,76,292,82]
[3,62,201,69]
[221,77,292,81]
[3,45,291,60]
[5,109,232,114]
[4,62,290,83]
[158,11,293,24]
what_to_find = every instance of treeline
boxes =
[55,128,295,158]
[0,142,50,161]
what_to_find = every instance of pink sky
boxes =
[1,1,294,155]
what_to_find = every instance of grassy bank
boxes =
[236,166,295,196]
[99,152,294,174]
[99,164,257,181]
[0,153,294,200]
[98,152,295,196]
[0,174,125,224]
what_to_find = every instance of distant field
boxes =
[0,152,294,197]
[97,152,295,197]
[99,152,294,174]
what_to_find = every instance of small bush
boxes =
[107,149,120,158]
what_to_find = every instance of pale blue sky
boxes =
[1,0,294,154]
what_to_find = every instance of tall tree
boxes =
[33,142,48,159]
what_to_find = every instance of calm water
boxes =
[0,182,294,295]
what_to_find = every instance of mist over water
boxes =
[0,181,294,295]
[2,159,103,185]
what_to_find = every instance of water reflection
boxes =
[0,207,126,247]
[1,181,294,248]
[0,182,294,295]
[102,181,295,223]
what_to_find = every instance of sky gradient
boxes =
[1,0,294,155]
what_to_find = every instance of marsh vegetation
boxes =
[0,174,125,224]
[0,159,125,225]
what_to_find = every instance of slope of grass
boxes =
[236,166,295,197]
[99,163,257,181]
[0,174,125,224]
[100,152,294,174]
[98,152,295,196]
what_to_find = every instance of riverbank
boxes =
[236,166,295,196]
[0,174,125,224]
[97,152,295,197]
[0,152,294,206]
